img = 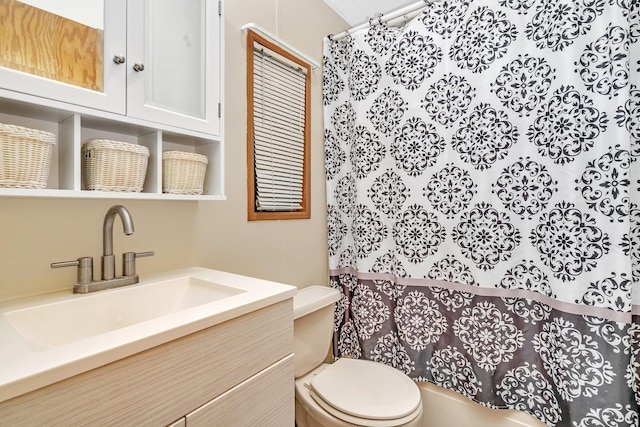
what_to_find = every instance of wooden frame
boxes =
[246,29,311,221]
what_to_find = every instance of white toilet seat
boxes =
[297,359,422,427]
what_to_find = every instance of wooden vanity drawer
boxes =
[186,354,294,426]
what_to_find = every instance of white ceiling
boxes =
[323,0,417,26]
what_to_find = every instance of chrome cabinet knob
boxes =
[133,62,145,72]
[113,54,125,64]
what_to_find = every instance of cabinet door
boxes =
[0,0,126,113]
[167,418,186,427]
[186,355,294,427]
[126,0,220,136]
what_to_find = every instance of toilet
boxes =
[293,286,423,427]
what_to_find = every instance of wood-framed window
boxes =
[246,30,311,220]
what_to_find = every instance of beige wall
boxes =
[0,0,346,301]
[0,199,199,300]
[195,0,346,287]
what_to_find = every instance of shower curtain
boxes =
[323,0,640,425]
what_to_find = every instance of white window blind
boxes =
[252,44,307,212]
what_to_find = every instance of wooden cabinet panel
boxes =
[167,417,186,427]
[0,0,104,92]
[0,0,126,114]
[186,355,294,427]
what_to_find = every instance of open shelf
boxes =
[0,96,225,201]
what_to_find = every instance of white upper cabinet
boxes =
[127,0,220,135]
[0,0,127,114]
[0,0,220,136]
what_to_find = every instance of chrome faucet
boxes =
[102,205,135,280]
[51,205,154,293]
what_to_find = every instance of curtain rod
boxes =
[241,23,320,70]
[330,0,437,41]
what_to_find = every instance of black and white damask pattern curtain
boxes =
[323,0,640,425]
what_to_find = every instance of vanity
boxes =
[0,268,297,426]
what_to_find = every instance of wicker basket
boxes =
[0,123,56,189]
[162,151,208,195]
[82,139,149,192]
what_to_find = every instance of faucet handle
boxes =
[51,257,94,285]
[135,251,155,258]
[122,251,155,277]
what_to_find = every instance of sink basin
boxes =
[4,276,245,350]
[0,267,297,405]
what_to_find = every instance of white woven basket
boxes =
[162,151,208,195]
[82,139,149,192]
[0,123,56,189]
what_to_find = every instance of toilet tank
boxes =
[293,286,341,378]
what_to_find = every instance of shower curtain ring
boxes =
[369,12,384,28]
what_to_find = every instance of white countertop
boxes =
[0,267,297,403]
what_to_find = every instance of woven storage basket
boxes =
[0,123,56,189]
[162,151,208,195]
[82,139,149,192]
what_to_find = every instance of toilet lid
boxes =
[309,358,421,421]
